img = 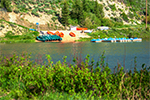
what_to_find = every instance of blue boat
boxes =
[91,37,142,43]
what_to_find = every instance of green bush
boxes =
[105,7,109,11]
[31,9,40,17]
[128,11,134,19]
[144,16,150,24]
[52,16,58,22]
[38,7,44,13]
[121,12,129,22]
[14,9,20,14]
[1,24,5,28]
[146,27,149,31]
[0,0,12,12]
[118,8,123,12]
[109,4,116,11]
[101,18,114,27]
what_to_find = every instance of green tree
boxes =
[83,0,89,12]
[71,0,84,25]
[78,1,85,25]
[61,1,70,28]
[0,0,12,12]
[94,0,104,19]
[94,0,99,16]
[71,0,80,19]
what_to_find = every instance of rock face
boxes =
[0,11,65,31]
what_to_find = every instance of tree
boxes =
[146,0,147,28]
[61,1,70,28]
[83,0,89,12]
[94,0,99,16]
[0,0,12,12]
[71,0,84,25]
[94,0,104,19]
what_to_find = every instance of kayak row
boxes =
[91,37,142,43]
[36,34,62,42]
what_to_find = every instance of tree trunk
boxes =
[146,0,147,28]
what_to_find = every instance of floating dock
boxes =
[91,37,142,43]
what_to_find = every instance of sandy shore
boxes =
[37,30,91,43]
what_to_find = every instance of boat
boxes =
[76,27,88,30]
[91,39,102,42]
[91,37,142,43]
[69,32,76,37]
[132,37,142,42]
[36,34,62,42]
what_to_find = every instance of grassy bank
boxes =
[78,24,150,42]
[0,53,149,99]
[0,31,39,43]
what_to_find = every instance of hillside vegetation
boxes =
[0,0,149,30]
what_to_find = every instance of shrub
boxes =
[109,4,116,11]
[101,18,114,27]
[121,12,129,22]
[1,24,5,28]
[47,10,55,15]
[105,7,109,11]
[14,9,20,14]
[0,0,12,12]
[38,3,43,7]
[0,53,150,99]
[31,9,40,17]
[143,16,150,24]
[112,12,116,16]
[38,8,44,12]
[45,3,49,8]
[146,27,149,31]
[128,11,134,19]
[52,16,58,22]
[118,8,123,12]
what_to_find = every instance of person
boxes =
[81,30,84,33]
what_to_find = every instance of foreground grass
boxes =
[0,53,149,99]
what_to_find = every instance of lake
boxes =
[0,39,150,71]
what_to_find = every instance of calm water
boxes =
[0,39,150,71]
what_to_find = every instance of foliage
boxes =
[0,30,39,43]
[128,11,134,19]
[0,0,12,12]
[0,0,149,29]
[109,4,116,11]
[101,18,114,27]
[82,12,101,29]
[88,25,150,40]
[146,27,149,31]
[144,16,150,24]
[121,12,129,22]
[61,1,70,27]
[0,53,149,99]
[94,0,104,19]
